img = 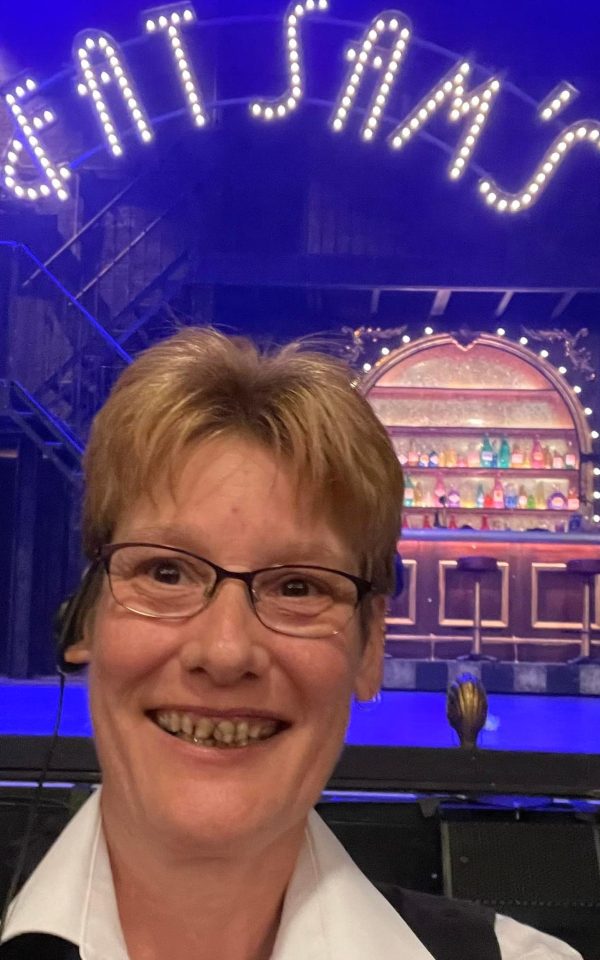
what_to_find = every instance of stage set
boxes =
[1,1,600,957]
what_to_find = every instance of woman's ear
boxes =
[63,639,92,666]
[353,594,386,702]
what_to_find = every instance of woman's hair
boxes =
[83,328,403,594]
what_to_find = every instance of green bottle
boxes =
[499,436,511,469]
[480,433,494,467]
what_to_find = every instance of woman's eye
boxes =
[281,579,307,596]
[279,578,320,597]
[147,562,183,585]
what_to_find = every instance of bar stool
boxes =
[456,556,498,661]
[566,558,600,664]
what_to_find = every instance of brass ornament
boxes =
[446,673,488,750]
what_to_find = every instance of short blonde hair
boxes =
[83,328,403,594]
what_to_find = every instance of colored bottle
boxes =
[438,448,447,468]
[526,491,537,510]
[434,474,446,506]
[407,441,419,467]
[447,484,461,509]
[547,487,567,510]
[492,475,505,509]
[499,436,511,469]
[449,514,458,529]
[475,483,485,509]
[523,446,532,469]
[445,445,457,468]
[419,449,430,468]
[457,447,467,468]
[543,445,553,469]
[480,515,490,530]
[428,448,439,468]
[467,444,480,468]
[397,443,408,467]
[414,482,423,506]
[484,490,494,509]
[480,433,494,467]
[511,442,524,467]
[517,485,528,509]
[463,483,475,509]
[505,482,518,509]
[491,439,499,469]
[567,485,580,510]
[531,436,544,468]
[423,513,432,528]
[552,449,565,470]
[565,441,577,469]
[404,475,415,507]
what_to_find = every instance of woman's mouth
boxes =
[150,709,286,748]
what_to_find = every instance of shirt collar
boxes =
[2,791,433,960]
[1,789,128,960]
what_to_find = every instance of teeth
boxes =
[194,717,214,740]
[235,721,249,745]
[181,714,193,736]
[154,711,281,748]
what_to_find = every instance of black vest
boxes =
[0,887,501,960]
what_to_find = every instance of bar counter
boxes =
[387,526,600,662]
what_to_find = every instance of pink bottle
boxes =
[434,474,446,506]
[492,475,505,509]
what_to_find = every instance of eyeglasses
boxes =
[98,542,373,639]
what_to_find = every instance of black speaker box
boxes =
[442,817,600,960]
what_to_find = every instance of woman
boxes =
[1,330,582,959]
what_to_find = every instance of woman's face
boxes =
[69,436,385,856]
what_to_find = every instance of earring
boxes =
[355,690,382,711]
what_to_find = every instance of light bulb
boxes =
[496,328,505,336]
[519,336,528,345]
[363,362,372,372]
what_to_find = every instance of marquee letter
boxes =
[250,0,329,122]
[388,60,501,178]
[145,5,207,127]
[2,78,71,202]
[478,118,600,213]
[73,31,153,157]
[330,12,412,141]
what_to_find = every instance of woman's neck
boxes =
[102,802,305,960]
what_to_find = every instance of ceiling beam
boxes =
[550,291,576,318]
[370,288,381,316]
[430,289,451,316]
[494,291,514,318]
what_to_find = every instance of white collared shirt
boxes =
[1,790,582,960]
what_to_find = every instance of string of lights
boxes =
[251,0,329,122]
[74,31,153,158]
[2,80,71,203]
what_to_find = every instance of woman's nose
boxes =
[177,579,271,684]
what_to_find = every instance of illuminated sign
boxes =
[2,2,599,213]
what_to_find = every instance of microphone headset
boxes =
[54,562,101,675]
